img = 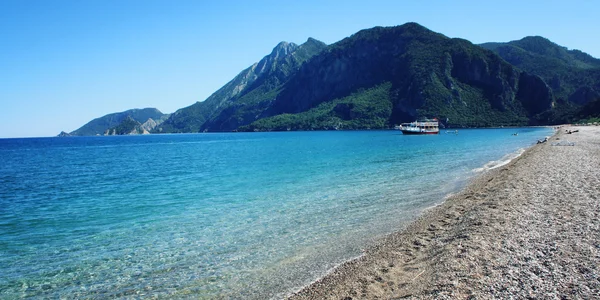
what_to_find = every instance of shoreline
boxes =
[289,125,600,299]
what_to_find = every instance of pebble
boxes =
[289,126,600,299]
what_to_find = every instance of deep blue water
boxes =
[0,128,553,299]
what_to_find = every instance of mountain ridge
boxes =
[481,36,600,69]
[239,23,554,130]
[68,23,600,133]
[155,37,327,133]
[480,35,600,124]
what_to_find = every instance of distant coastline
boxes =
[52,23,599,139]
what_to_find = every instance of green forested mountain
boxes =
[70,108,167,136]
[481,36,600,72]
[240,83,395,131]
[480,36,600,123]
[72,23,600,133]
[244,23,556,130]
[155,38,328,133]
[163,23,563,131]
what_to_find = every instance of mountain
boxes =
[70,108,168,136]
[481,36,600,71]
[103,116,161,135]
[480,36,600,123]
[57,131,71,137]
[577,97,600,123]
[159,23,561,132]
[155,38,328,133]
[241,23,559,130]
[75,24,600,132]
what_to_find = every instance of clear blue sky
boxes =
[1,0,598,138]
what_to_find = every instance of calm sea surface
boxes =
[0,128,552,299]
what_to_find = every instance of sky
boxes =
[0,0,598,138]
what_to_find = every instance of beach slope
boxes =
[290,126,600,299]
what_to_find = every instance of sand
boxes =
[289,126,600,299]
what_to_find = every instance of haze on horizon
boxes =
[1,0,598,138]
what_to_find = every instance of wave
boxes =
[472,148,526,173]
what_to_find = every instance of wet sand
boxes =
[290,126,600,299]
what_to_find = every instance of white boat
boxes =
[398,119,440,135]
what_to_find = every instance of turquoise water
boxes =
[0,128,552,299]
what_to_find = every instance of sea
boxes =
[0,128,553,299]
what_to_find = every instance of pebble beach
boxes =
[290,126,600,299]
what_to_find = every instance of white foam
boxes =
[288,252,366,298]
[472,148,525,173]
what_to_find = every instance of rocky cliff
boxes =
[243,23,556,130]
[104,116,166,135]
[480,36,600,123]
[70,108,167,136]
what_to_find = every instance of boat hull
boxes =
[400,130,439,135]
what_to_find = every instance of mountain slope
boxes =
[104,116,143,135]
[480,37,600,101]
[481,36,600,71]
[70,108,167,136]
[480,36,600,124]
[157,23,560,132]
[102,116,163,135]
[155,38,327,133]
[79,24,600,133]
[240,82,395,131]
[514,36,600,69]
[241,23,554,130]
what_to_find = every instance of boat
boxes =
[398,119,440,135]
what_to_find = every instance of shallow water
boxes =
[0,128,552,298]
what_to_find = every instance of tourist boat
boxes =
[398,119,440,135]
